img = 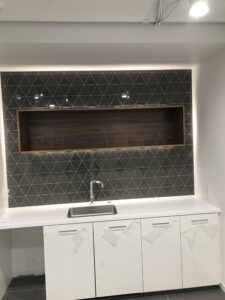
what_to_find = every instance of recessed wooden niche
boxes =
[17,105,184,152]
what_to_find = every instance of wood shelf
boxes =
[17,105,185,152]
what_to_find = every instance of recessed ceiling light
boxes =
[189,0,209,18]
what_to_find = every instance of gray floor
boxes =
[2,276,46,300]
[3,288,46,300]
[3,286,225,300]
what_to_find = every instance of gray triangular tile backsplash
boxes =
[1,70,194,207]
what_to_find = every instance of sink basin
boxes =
[67,204,117,218]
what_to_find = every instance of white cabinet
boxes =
[44,223,95,300]
[43,211,221,299]
[94,219,143,297]
[141,217,182,292]
[181,213,221,288]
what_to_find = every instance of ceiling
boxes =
[0,0,225,23]
[0,1,224,69]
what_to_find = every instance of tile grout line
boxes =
[3,71,194,207]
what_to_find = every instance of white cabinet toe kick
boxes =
[43,212,221,300]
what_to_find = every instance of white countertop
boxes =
[0,196,220,230]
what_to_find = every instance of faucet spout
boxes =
[90,180,104,204]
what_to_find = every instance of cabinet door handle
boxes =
[191,219,209,225]
[108,225,127,231]
[152,222,170,228]
[59,229,78,235]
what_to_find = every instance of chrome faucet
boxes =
[90,180,104,204]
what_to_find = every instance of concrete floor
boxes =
[3,282,225,300]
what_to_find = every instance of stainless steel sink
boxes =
[67,204,117,218]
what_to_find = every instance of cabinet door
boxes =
[94,219,143,297]
[44,223,95,300]
[141,217,182,292]
[181,213,221,288]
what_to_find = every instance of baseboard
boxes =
[220,283,225,293]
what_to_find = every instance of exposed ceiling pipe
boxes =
[142,0,181,25]
[155,0,181,25]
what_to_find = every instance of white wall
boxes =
[0,230,12,299]
[0,23,224,69]
[11,228,45,277]
[0,76,8,219]
[0,227,44,298]
[195,48,225,284]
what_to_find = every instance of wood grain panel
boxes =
[17,106,184,152]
